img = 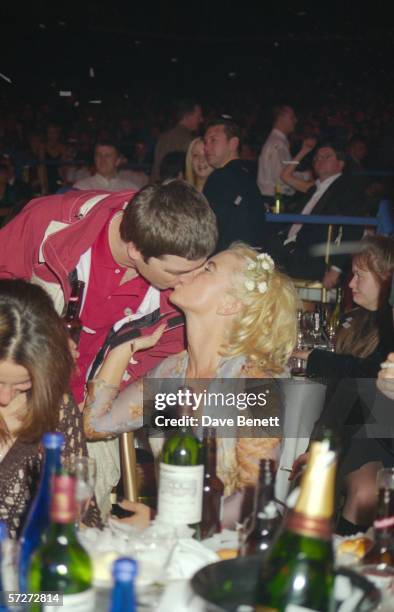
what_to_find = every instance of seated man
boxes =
[274,143,365,287]
[74,140,140,192]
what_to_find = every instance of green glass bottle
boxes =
[255,438,337,612]
[274,182,284,214]
[28,474,94,612]
[157,412,203,535]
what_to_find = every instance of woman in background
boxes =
[185,137,213,192]
[292,235,394,534]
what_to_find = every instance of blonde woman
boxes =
[185,137,213,191]
[84,244,298,523]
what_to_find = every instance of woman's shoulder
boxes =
[147,350,188,378]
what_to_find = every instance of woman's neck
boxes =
[185,313,226,378]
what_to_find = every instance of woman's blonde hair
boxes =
[185,137,204,190]
[223,243,299,374]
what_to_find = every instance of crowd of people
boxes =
[0,94,393,541]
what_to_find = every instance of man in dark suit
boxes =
[203,116,267,252]
[281,144,365,286]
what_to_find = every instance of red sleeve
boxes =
[120,323,185,389]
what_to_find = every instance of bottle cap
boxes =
[42,432,65,449]
[113,557,138,582]
[0,520,8,541]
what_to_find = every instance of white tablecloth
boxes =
[275,378,326,503]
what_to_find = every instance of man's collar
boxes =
[316,172,342,188]
[272,128,289,143]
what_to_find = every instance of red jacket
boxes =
[0,190,185,399]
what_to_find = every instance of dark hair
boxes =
[175,99,200,123]
[120,180,218,260]
[316,142,346,162]
[205,116,241,148]
[0,280,74,443]
[94,140,119,153]
[159,151,186,181]
[272,105,294,123]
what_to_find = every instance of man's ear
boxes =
[126,242,142,262]
[216,293,243,316]
[230,136,240,155]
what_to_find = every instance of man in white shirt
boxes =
[257,105,300,198]
[74,141,139,192]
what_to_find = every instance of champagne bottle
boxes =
[201,428,224,539]
[19,432,64,592]
[241,459,281,556]
[109,557,137,612]
[274,182,284,214]
[256,438,337,611]
[363,484,394,566]
[63,280,85,345]
[157,404,203,533]
[28,474,94,612]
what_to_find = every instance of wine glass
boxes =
[64,456,96,527]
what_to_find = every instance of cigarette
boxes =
[282,161,300,165]
[280,467,292,472]
[381,362,394,369]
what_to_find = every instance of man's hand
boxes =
[289,452,309,481]
[322,268,341,289]
[377,353,394,400]
[111,500,152,529]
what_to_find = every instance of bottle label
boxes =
[158,463,204,524]
[44,589,95,612]
[374,515,394,529]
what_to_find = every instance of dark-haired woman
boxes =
[0,279,101,537]
[292,235,394,533]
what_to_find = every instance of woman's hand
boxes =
[292,348,312,361]
[129,323,167,364]
[289,452,309,481]
[111,500,152,529]
[377,353,394,400]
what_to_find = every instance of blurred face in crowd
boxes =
[0,360,31,409]
[170,251,242,316]
[94,145,120,179]
[348,140,368,163]
[183,105,203,132]
[313,147,344,181]
[191,139,213,181]
[204,125,239,169]
[349,264,381,311]
[277,107,297,135]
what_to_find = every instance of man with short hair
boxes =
[203,117,266,252]
[74,141,139,191]
[150,99,203,181]
[0,181,217,402]
[257,105,306,202]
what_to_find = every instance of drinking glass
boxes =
[64,456,97,526]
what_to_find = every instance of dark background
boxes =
[1,1,394,108]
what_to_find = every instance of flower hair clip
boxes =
[244,253,275,294]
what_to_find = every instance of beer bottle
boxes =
[256,438,337,611]
[201,428,224,539]
[363,484,394,566]
[63,280,85,345]
[241,459,280,556]
[274,182,284,214]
